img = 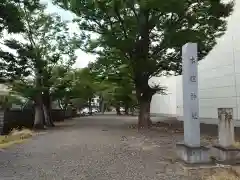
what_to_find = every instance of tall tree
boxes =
[51,67,97,113]
[0,0,26,82]
[50,65,76,110]
[55,0,234,128]
[0,0,24,35]
[90,52,137,115]
[71,68,97,114]
[2,0,79,128]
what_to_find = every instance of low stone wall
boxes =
[1,109,77,134]
[151,113,240,127]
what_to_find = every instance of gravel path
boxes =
[0,115,193,180]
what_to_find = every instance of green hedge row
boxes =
[1,109,78,134]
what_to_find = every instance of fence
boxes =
[1,109,77,134]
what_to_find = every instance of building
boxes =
[150,1,240,126]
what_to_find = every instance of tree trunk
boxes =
[33,66,45,129]
[134,72,156,129]
[135,84,155,129]
[131,107,135,116]
[124,103,129,115]
[100,96,105,114]
[43,104,54,127]
[88,98,92,115]
[100,102,105,114]
[43,105,49,126]
[138,96,152,129]
[33,94,44,129]
[116,103,121,115]
[42,91,54,127]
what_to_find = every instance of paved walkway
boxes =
[0,115,193,180]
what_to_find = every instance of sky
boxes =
[41,0,97,68]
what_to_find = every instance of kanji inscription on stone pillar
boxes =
[182,43,200,147]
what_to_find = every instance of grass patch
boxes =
[206,169,240,180]
[0,129,33,149]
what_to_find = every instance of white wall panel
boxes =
[150,94,160,114]
[199,97,237,108]
[233,50,240,73]
[175,76,183,107]
[199,86,236,99]
[199,107,218,119]
[199,64,234,79]
[199,107,238,121]
[176,107,183,117]
[199,75,235,89]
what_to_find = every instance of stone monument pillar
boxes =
[213,108,240,164]
[176,43,209,164]
[218,108,234,147]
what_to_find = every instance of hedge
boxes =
[1,109,77,135]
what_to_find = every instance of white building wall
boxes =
[150,76,178,116]
[150,1,240,125]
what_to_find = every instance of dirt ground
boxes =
[0,115,238,180]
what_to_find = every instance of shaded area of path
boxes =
[0,115,192,180]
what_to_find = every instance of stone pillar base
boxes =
[176,143,210,164]
[213,145,240,165]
